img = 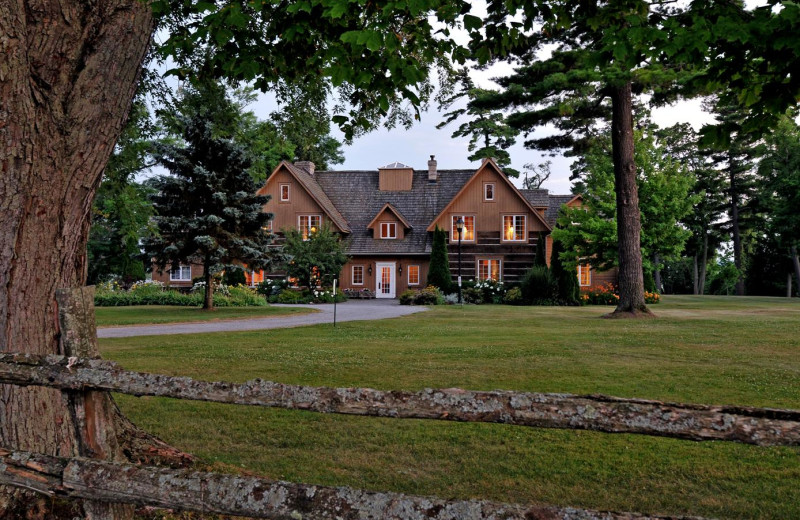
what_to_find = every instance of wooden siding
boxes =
[378,168,413,191]
[446,234,542,285]
[340,257,430,294]
[258,167,335,233]
[430,164,548,244]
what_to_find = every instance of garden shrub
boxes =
[311,287,347,303]
[474,279,506,303]
[581,284,661,305]
[414,285,444,305]
[503,287,523,305]
[276,289,310,304]
[257,278,288,297]
[462,287,483,304]
[399,290,416,305]
[520,266,557,305]
[228,285,267,306]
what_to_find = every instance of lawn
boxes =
[95,305,315,327]
[98,296,800,519]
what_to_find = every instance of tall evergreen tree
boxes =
[143,116,274,310]
[436,70,520,177]
[470,1,695,316]
[656,123,726,295]
[534,232,547,267]
[427,227,453,292]
[703,97,761,296]
[757,115,800,295]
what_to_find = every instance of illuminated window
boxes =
[477,259,501,281]
[380,222,397,239]
[298,215,321,240]
[484,183,495,201]
[451,215,475,242]
[280,184,290,201]
[578,263,592,286]
[245,270,264,286]
[503,215,526,241]
[408,265,420,285]
[352,265,364,285]
[169,265,192,281]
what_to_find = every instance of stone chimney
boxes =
[294,161,315,176]
[427,155,437,183]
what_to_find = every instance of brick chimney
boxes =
[294,161,315,176]
[427,155,437,183]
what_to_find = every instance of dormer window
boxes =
[280,183,290,202]
[484,183,495,201]
[380,222,397,239]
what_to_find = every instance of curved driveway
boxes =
[97,300,430,338]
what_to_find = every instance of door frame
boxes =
[375,262,396,298]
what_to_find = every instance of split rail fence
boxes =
[1,288,799,520]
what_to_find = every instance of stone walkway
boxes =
[97,299,429,338]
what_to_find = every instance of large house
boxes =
[152,156,616,295]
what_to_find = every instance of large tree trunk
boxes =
[791,245,800,297]
[0,1,155,516]
[652,253,662,294]
[699,232,710,295]
[692,254,699,295]
[203,258,215,310]
[607,82,651,318]
[729,168,745,296]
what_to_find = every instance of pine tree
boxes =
[143,115,275,310]
[427,227,453,292]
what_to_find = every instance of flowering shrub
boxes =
[256,278,288,297]
[582,283,661,305]
[473,279,507,304]
[311,287,347,303]
[503,287,524,305]
[398,286,444,305]
[191,280,230,297]
[95,280,267,307]
[96,279,122,294]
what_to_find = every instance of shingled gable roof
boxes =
[426,158,552,232]
[545,194,582,227]
[263,161,351,233]
[519,188,550,207]
[314,168,475,255]
[367,203,413,230]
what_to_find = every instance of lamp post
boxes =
[456,217,464,305]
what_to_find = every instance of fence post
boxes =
[56,287,134,520]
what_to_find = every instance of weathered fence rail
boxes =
[0,447,704,520]
[1,352,798,447]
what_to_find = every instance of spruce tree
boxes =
[143,115,275,310]
[427,227,453,292]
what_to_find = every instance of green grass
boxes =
[95,305,315,327]
[99,296,800,519]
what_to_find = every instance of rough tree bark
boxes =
[692,255,699,295]
[608,82,651,317]
[203,256,215,310]
[0,1,156,516]
[791,246,800,297]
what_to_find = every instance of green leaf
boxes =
[463,14,482,31]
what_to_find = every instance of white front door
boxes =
[376,262,396,298]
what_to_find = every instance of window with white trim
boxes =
[298,214,321,240]
[380,222,397,239]
[477,259,501,281]
[280,184,290,201]
[578,263,592,286]
[170,265,192,281]
[408,265,420,286]
[484,183,495,201]
[451,215,475,242]
[352,265,364,285]
[503,215,526,241]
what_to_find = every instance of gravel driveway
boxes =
[97,299,429,338]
